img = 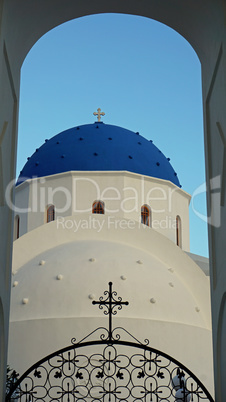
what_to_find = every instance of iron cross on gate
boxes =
[92,282,129,342]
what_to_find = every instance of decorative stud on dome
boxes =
[93,108,105,122]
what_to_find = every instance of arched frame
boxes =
[92,200,105,214]
[46,204,55,223]
[13,215,20,240]
[141,205,151,227]
[176,215,182,248]
[0,2,226,400]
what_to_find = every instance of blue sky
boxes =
[17,13,208,257]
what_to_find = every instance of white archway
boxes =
[0,2,225,400]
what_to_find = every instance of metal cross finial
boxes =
[93,108,105,122]
[92,282,129,342]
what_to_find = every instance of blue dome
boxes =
[17,123,181,187]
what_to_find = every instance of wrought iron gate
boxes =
[6,282,214,401]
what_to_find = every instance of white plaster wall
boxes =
[187,252,210,276]
[14,171,191,251]
[9,215,213,394]
[123,172,190,250]
[13,181,29,236]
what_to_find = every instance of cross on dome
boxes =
[93,108,105,122]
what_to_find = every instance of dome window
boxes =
[14,215,20,240]
[92,201,105,214]
[176,215,182,248]
[141,205,151,227]
[47,205,55,223]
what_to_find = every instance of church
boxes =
[7,111,214,399]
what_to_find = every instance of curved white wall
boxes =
[9,214,213,394]
[14,171,191,251]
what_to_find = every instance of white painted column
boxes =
[0,3,19,399]
[202,38,226,402]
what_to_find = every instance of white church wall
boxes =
[14,171,191,251]
[26,173,74,232]
[123,172,191,250]
[13,181,29,237]
[9,214,213,395]
[186,252,210,276]
[11,214,212,325]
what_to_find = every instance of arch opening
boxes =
[17,13,207,257]
[46,205,55,223]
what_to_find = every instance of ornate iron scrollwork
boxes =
[6,282,214,401]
